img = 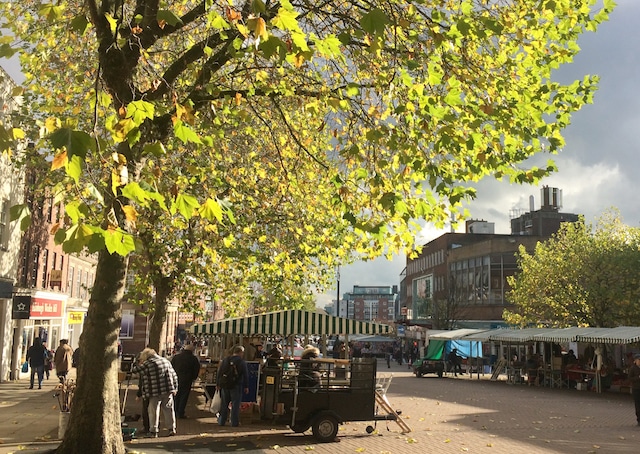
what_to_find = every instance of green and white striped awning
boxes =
[190,309,392,337]
[575,326,640,345]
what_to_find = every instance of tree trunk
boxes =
[55,250,128,454]
[147,276,172,353]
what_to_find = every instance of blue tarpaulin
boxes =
[443,340,483,358]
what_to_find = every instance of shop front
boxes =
[11,291,66,379]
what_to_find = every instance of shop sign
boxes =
[50,269,63,287]
[30,297,63,318]
[12,295,31,319]
[0,280,13,299]
[68,311,85,324]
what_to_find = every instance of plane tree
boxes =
[0,0,614,452]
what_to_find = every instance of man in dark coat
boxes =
[26,337,46,389]
[170,344,201,419]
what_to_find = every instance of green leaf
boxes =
[39,4,63,22]
[199,198,223,222]
[70,15,90,34]
[10,204,31,231]
[0,43,16,58]
[64,201,89,224]
[251,0,266,14]
[171,193,200,220]
[360,9,389,36]
[49,128,93,158]
[127,100,155,125]
[143,141,166,157]
[67,154,83,183]
[121,182,167,211]
[157,10,183,27]
[63,223,94,253]
[174,120,202,144]
[273,7,300,32]
[260,36,287,61]
[104,228,136,255]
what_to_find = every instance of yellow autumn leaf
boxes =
[254,17,268,40]
[51,150,68,170]
[122,205,138,222]
[45,116,60,132]
[293,53,305,68]
[355,448,365,453]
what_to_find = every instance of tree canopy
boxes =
[0,0,614,452]
[505,210,640,328]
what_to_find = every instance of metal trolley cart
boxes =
[260,357,410,442]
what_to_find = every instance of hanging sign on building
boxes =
[30,297,63,318]
[68,311,85,324]
[0,279,13,299]
[49,269,63,287]
[12,295,32,319]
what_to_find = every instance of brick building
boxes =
[344,285,398,324]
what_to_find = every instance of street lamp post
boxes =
[336,266,340,317]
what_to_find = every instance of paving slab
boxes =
[1,360,639,453]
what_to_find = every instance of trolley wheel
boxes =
[312,412,339,443]
[415,370,423,378]
[366,425,375,434]
[437,370,443,378]
[290,422,310,433]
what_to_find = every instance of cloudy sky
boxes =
[2,2,638,309]
[318,0,640,308]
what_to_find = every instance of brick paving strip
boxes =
[1,363,639,453]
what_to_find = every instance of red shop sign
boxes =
[30,297,63,318]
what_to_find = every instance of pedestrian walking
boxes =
[133,348,178,437]
[170,343,201,419]
[216,345,249,427]
[43,343,53,380]
[629,353,640,426]
[54,339,74,383]
[25,337,46,389]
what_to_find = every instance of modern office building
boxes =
[401,187,580,330]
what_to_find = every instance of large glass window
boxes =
[412,275,433,319]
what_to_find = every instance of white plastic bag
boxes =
[209,390,221,414]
